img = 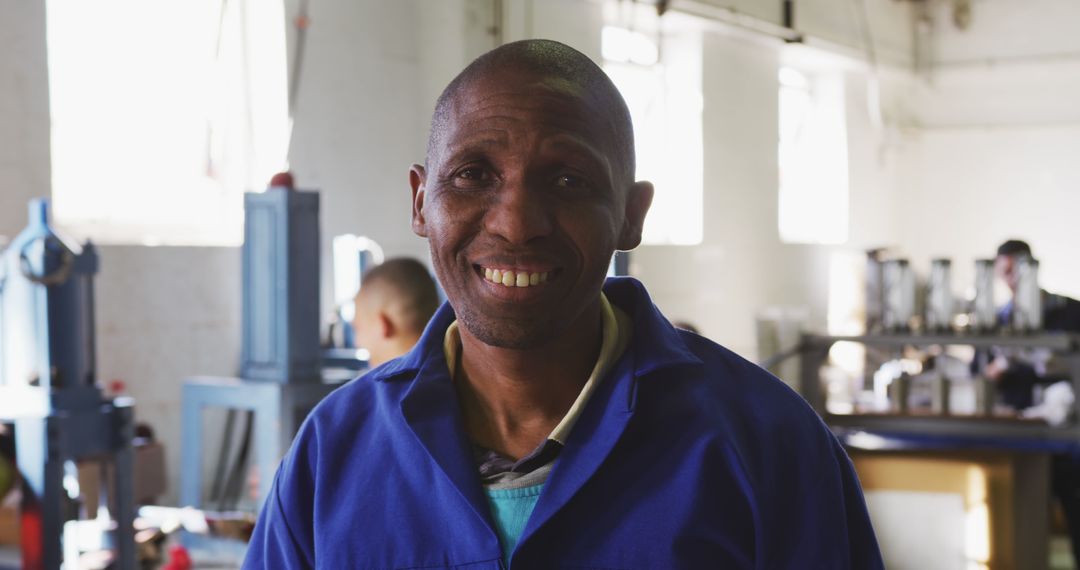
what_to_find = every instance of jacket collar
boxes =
[389,277,704,557]
[602,277,705,376]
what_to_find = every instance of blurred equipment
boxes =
[887,372,909,414]
[330,233,385,349]
[181,178,349,514]
[864,249,885,334]
[924,258,952,333]
[1012,257,1042,332]
[0,199,135,569]
[929,371,950,415]
[882,259,914,332]
[755,307,808,391]
[974,375,996,416]
[973,258,997,332]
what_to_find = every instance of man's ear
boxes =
[377,311,396,340]
[410,165,428,238]
[617,181,655,251]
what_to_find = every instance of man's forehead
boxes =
[438,72,615,149]
[450,71,597,118]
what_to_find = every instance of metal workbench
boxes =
[798,332,1080,445]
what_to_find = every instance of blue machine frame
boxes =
[0,199,135,569]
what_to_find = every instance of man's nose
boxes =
[483,175,553,244]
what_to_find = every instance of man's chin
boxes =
[458,314,554,350]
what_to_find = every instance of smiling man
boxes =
[245,40,882,569]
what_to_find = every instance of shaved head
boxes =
[427,39,636,186]
[357,258,440,336]
[410,39,654,350]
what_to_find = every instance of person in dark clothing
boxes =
[987,239,1080,566]
[985,240,1080,408]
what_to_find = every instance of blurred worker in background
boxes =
[986,239,1080,566]
[985,239,1080,408]
[995,240,1080,333]
[352,257,440,368]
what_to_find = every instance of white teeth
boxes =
[482,267,552,288]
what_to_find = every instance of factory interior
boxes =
[2,0,1080,568]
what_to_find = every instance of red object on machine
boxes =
[269,171,295,190]
[162,545,192,570]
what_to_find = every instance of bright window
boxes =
[46,0,289,246]
[777,67,849,245]
[602,24,703,246]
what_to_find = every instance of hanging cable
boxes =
[289,0,311,122]
[851,0,884,129]
[851,0,879,72]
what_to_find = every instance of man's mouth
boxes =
[475,265,556,288]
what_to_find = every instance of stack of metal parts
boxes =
[860,252,1061,419]
[0,199,134,569]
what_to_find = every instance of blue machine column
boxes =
[0,199,135,570]
[241,187,322,382]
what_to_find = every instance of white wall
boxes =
[633,31,834,357]
[94,246,242,506]
[898,125,1080,299]
[0,0,51,239]
[893,0,1080,298]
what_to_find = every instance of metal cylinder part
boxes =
[975,377,996,416]
[1012,257,1042,332]
[865,253,884,334]
[973,259,996,332]
[883,259,914,332]
[925,258,953,332]
[889,373,910,414]
[930,373,950,415]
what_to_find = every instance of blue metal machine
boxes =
[0,199,135,569]
[181,186,349,512]
[241,189,322,382]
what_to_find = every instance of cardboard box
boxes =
[78,441,168,515]
[0,505,16,546]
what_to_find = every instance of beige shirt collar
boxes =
[443,293,632,445]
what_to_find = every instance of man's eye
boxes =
[457,167,486,180]
[450,166,493,188]
[553,174,590,190]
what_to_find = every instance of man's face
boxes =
[410,70,651,349]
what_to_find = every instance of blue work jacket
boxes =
[245,278,883,569]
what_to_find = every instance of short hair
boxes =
[359,258,440,335]
[427,39,636,185]
[997,239,1032,258]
